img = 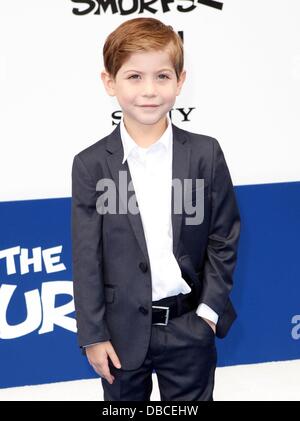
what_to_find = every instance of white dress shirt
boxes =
[120,115,219,324]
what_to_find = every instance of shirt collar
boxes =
[120,114,172,165]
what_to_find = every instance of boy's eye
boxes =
[158,74,170,79]
[128,74,140,79]
[128,74,170,80]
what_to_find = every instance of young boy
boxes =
[72,17,241,401]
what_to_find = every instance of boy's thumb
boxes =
[108,347,122,369]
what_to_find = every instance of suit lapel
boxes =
[105,121,190,264]
[171,124,190,257]
[106,124,150,265]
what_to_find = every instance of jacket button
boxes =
[139,262,148,273]
[139,306,148,315]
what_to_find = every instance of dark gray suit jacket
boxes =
[71,121,241,370]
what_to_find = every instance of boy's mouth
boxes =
[139,105,160,108]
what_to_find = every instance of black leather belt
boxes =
[152,289,197,326]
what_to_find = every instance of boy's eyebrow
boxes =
[123,68,174,74]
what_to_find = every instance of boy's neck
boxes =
[123,114,168,149]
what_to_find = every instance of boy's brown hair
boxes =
[103,17,184,81]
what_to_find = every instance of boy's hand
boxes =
[201,317,216,334]
[86,341,121,384]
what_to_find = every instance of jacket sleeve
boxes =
[71,154,111,349]
[200,138,241,316]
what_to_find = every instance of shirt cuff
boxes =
[196,303,219,324]
[82,342,102,348]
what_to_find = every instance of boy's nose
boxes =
[142,81,157,96]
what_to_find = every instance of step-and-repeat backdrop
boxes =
[0,0,299,388]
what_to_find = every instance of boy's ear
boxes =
[101,70,116,97]
[176,69,186,96]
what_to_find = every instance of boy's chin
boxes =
[128,113,169,125]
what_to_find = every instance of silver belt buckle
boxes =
[152,306,170,325]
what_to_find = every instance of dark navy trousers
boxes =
[101,307,217,401]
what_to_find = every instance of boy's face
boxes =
[101,47,186,127]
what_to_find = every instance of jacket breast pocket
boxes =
[104,285,115,304]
